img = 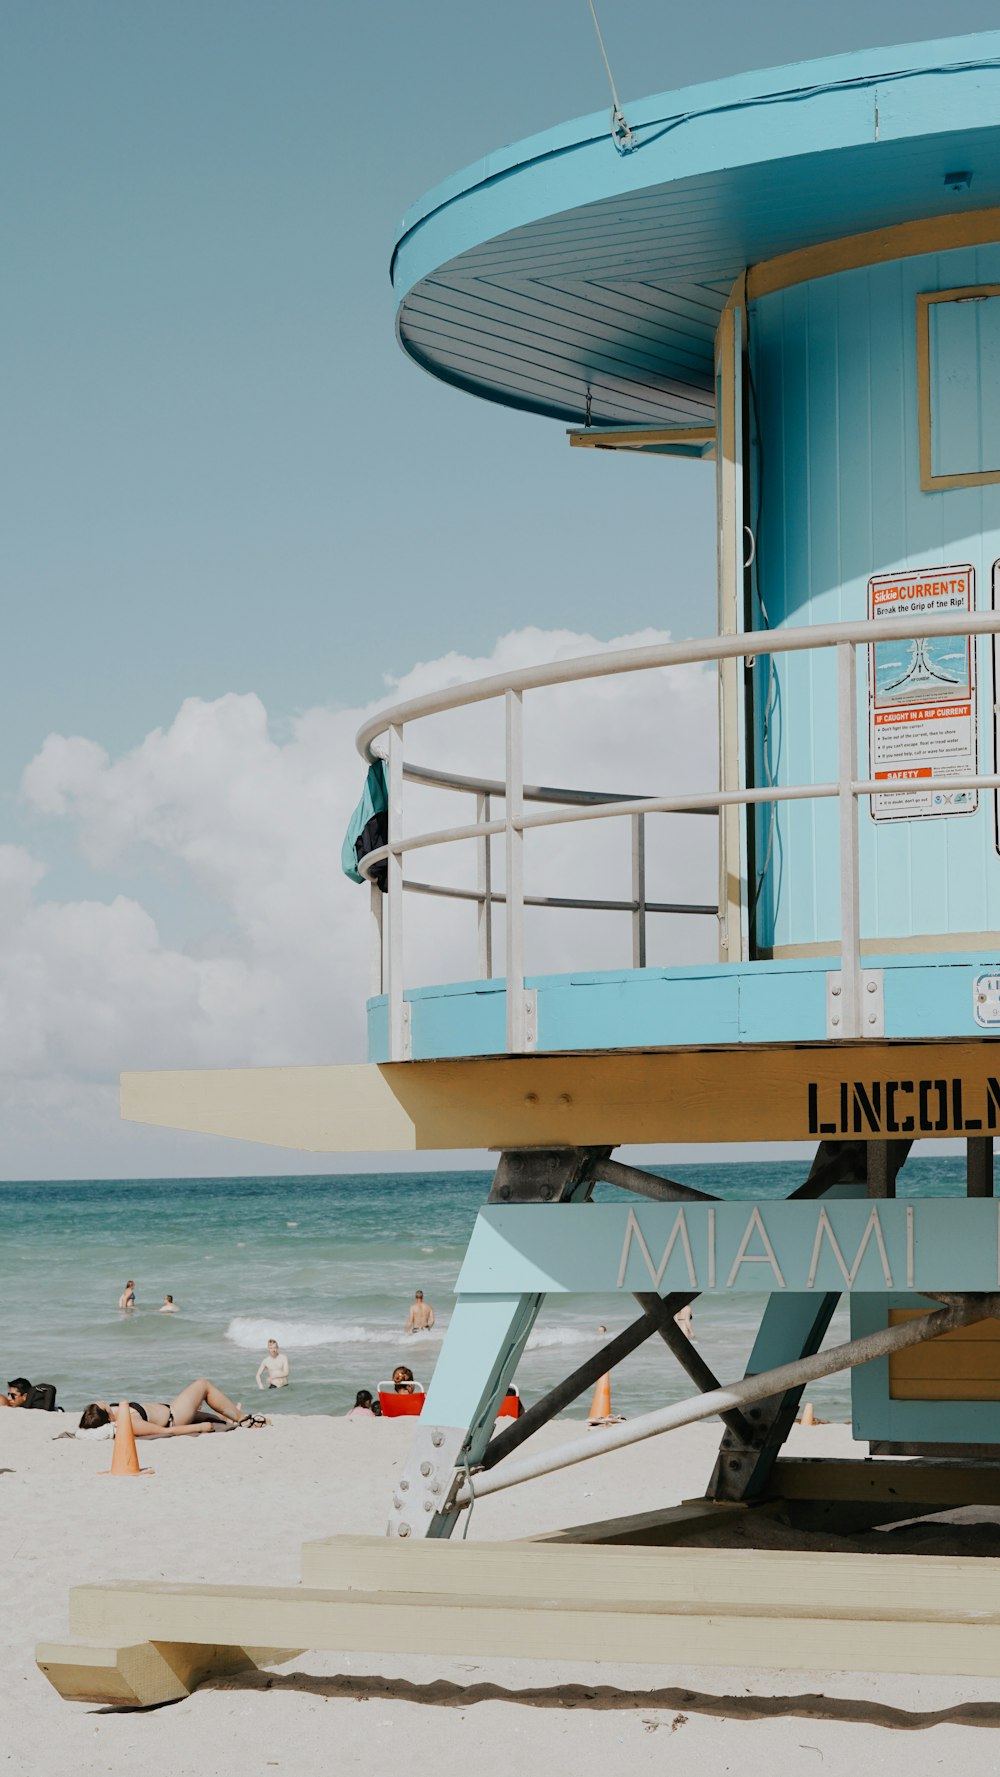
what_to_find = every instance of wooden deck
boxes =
[37,1467,1000,1703]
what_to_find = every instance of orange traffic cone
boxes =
[588,1373,611,1423]
[800,1401,816,1428]
[587,1373,625,1426]
[102,1401,154,1476]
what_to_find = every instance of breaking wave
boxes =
[524,1327,594,1349]
[225,1319,596,1354]
[224,1318,439,1351]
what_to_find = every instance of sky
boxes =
[3,0,997,1178]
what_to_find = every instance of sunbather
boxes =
[78,1377,267,1437]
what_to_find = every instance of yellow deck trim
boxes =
[747,207,1000,300]
[122,1038,1000,1152]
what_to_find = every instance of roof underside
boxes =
[392,34,1000,430]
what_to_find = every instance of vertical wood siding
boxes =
[750,245,1000,949]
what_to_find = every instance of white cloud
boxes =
[6,627,718,1175]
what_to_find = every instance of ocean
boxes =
[0,1157,974,1426]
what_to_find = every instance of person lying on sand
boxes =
[78,1378,269,1437]
[2,1378,58,1410]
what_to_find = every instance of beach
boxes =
[6,1410,1000,1775]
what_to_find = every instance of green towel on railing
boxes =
[341,761,389,891]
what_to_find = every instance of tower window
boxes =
[918,285,1000,490]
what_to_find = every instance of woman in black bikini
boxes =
[78,1377,267,1436]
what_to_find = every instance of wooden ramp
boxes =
[38,1519,1000,1703]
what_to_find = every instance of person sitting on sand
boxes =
[346,1389,376,1418]
[392,1365,416,1394]
[78,1378,267,1438]
[256,1338,289,1390]
[118,1280,136,1313]
[159,1294,178,1314]
[1,1377,58,1410]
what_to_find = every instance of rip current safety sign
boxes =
[867,565,977,821]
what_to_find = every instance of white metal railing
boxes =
[355,611,1000,1059]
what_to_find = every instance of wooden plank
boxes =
[890,1312,1000,1342]
[569,427,715,450]
[889,1310,1000,1397]
[49,1576,1000,1684]
[530,1500,758,1546]
[872,1440,1000,1458]
[121,1038,1000,1152]
[890,1348,1000,1379]
[891,1378,1000,1400]
[287,1539,1000,1619]
[35,1640,259,1707]
[305,1503,760,1581]
[772,1457,1000,1507]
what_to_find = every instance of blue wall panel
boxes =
[410,980,507,1059]
[535,968,739,1051]
[366,953,999,1059]
[750,243,1000,952]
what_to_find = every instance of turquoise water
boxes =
[0,1158,973,1425]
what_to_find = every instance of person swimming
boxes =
[404,1289,435,1332]
[118,1280,136,1313]
[78,1378,268,1437]
[255,1338,289,1389]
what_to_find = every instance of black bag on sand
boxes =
[25,1383,57,1411]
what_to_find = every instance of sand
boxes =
[6,1410,1000,1775]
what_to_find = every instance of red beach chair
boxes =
[378,1380,426,1417]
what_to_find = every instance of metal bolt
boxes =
[392,1494,403,1510]
[429,1480,440,1495]
[399,1478,409,1491]
[423,1499,435,1512]
[867,1012,877,1025]
[558,1093,572,1106]
[866,980,877,994]
[540,1184,553,1201]
[831,1014,841,1027]
[525,1092,539,1106]
[397,1523,411,1538]
[498,1184,510,1200]
[419,1461,432,1477]
[431,1430,444,1447]
[728,1458,742,1471]
[831,984,842,997]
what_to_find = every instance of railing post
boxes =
[836,642,862,1040]
[369,879,384,998]
[477,790,493,980]
[386,722,406,1061]
[631,812,647,969]
[505,689,526,1051]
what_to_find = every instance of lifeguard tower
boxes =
[40,32,1000,1701]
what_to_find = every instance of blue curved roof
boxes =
[392,34,1000,428]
